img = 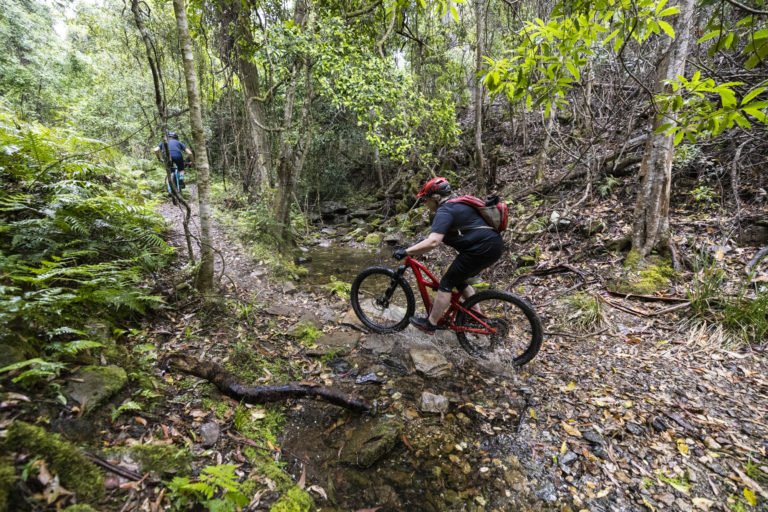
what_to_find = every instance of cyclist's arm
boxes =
[404,232,444,257]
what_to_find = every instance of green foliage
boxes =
[166,464,249,512]
[657,72,768,144]
[690,185,717,205]
[0,106,172,386]
[324,275,351,299]
[687,253,767,344]
[483,0,678,113]
[270,485,314,512]
[312,17,461,168]
[565,292,605,331]
[597,175,620,197]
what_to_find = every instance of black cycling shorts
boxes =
[439,236,504,292]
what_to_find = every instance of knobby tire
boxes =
[455,290,543,367]
[350,266,415,333]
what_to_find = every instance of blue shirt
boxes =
[157,139,187,159]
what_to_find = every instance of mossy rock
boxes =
[364,233,382,246]
[6,422,103,502]
[340,419,403,468]
[64,365,128,414]
[128,443,192,476]
[616,255,675,294]
[270,485,314,512]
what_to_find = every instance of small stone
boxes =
[535,481,558,502]
[651,417,667,432]
[560,452,578,466]
[199,422,220,447]
[591,446,610,460]
[626,422,645,436]
[355,372,383,385]
[657,493,676,506]
[419,392,449,414]
[583,429,605,445]
[704,436,721,450]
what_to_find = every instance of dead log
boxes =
[162,354,372,414]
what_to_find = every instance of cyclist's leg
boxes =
[172,156,186,188]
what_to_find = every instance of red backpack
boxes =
[447,195,509,233]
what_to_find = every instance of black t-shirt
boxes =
[431,201,500,253]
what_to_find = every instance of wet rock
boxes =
[320,201,348,217]
[65,365,127,414]
[199,422,220,447]
[0,341,30,368]
[361,333,396,354]
[316,330,360,351]
[294,256,311,265]
[419,392,449,414]
[327,358,353,375]
[583,429,605,445]
[341,419,403,468]
[265,304,296,317]
[409,347,452,378]
[383,233,403,245]
[650,416,667,432]
[355,372,384,385]
[282,281,298,295]
[340,308,364,328]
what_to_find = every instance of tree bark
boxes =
[631,0,696,257]
[164,354,372,413]
[474,0,487,192]
[172,0,215,292]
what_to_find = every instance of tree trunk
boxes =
[273,0,311,246]
[474,0,487,193]
[172,0,215,292]
[631,0,696,258]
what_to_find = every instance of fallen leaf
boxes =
[561,381,577,392]
[677,438,689,456]
[744,488,757,506]
[561,422,583,438]
[308,485,327,500]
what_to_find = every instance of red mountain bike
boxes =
[350,255,543,367]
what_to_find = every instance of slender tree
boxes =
[631,0,696,258]
[172,0,215,291]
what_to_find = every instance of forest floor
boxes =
[138,187,768,512]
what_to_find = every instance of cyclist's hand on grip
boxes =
[393,248,408,260]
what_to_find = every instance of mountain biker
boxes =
[154,131,192,186]
[393,177,504,334]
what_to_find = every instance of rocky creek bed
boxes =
[141,191,768,511]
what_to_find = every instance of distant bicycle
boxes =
[350,254,543,367]
[166,160,191,204]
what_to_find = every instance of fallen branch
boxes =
[605,290,689,303]
[162,354,372,414]
[84,452,143,481]
[747,246,768,275]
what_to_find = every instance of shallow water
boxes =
[301,245,392,286]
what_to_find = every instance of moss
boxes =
[234,403,285,445]
[63,505,99,512]
[247,451,292,488]
[624,249,643,270]
[269,485,314,512]
[0,457,15,512]
[364,233,382,246]
[226,343,294,383]
[617,256,675,295]
[128,443,192,476]
[6,421,103,502]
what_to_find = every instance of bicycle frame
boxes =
[398,256,496,335]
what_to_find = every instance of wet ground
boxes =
[157,187,768,512]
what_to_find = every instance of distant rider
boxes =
[154,131,192,187]
[394,177,504,333]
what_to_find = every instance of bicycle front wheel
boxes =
[455,290,543,367]
[350,267,415,333]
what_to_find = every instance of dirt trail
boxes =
[157,188,768,511]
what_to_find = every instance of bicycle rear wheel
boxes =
[350,267,415,333]
[455,290,543,367]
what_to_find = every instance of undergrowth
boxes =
[0,105,172,387]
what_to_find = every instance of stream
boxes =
[280,242,548,511]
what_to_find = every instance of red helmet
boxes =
[416,176,451,201]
